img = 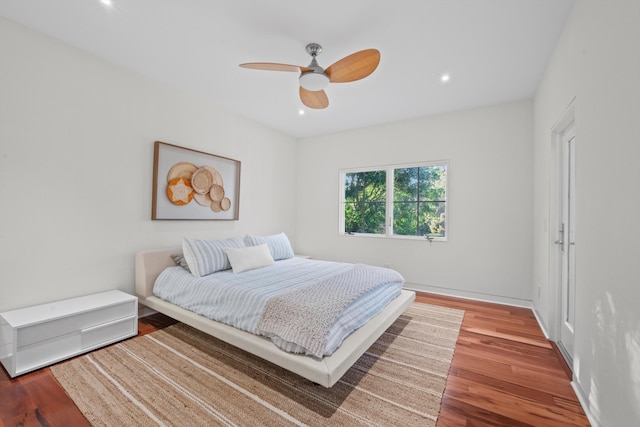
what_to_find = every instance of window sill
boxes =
[340,233,447,243]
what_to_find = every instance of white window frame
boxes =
[339,160,449,242]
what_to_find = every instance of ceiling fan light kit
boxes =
[299,72,330,91]
[240,43,380,109]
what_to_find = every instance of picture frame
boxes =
[152,141,241,220]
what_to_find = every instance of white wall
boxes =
[296,100,533,305]
[533,0,640,425]
[0,17,297,312]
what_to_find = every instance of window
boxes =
[343,170,387,234]
[340,162,447,240]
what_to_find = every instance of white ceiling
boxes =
[0,0,575,139]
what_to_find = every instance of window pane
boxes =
[363,170,386,202]
[393,165,446,237]
[393,201,446,237]
[344,201,386,233]
[393,168,418,202]
[393,202,417,235]
[344,172,363,202]
[418,166,446,202]
[419,201,446,238]
[344,170,386,234]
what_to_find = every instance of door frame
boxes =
[549,99,576,367]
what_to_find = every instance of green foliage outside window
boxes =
[344,170,386,234]
[342,163,447,239]
[393,166,446,237]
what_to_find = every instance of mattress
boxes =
[153,257,404,357]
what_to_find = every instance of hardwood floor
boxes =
[416,293,590,427]
[0,293,589,426]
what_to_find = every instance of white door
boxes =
[556,123,576,364]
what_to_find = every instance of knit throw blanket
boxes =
[257,264,403,358]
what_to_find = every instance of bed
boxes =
[135,242,415,387]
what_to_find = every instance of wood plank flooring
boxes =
[0,292,589,426]
[416,293,589,426]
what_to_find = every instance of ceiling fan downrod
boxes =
[300,43,329,91]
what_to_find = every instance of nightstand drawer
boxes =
[81,316,136,350]
[16,332,82,374]
[17,301,135,348]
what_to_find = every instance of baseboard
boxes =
[571,380,601,427]
[531,307,551,339]
[404,282,533,308]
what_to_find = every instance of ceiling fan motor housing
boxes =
[299,43,330,91]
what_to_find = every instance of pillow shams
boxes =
[244,232,294,260]
[225,244,274,273]
[182,236,245,277]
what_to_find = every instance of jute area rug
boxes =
[51,303,464,427]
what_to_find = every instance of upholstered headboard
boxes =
[134,246,181,302]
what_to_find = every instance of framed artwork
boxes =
[152,141,241,220]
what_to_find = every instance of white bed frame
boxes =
[135,247,416,387]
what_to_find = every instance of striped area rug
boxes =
[51,303,464,426]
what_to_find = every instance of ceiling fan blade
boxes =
[326,49,380,83]
[239,62,311,72]
[299,87,329,109]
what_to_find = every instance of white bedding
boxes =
[153,257,403,357]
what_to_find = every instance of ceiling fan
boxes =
[239,43,380,109]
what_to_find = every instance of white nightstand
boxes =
[0,290,137,377]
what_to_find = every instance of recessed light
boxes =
[298,109,305,116]
[440,73,451,83]
[100,0,113,7]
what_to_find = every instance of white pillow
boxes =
[244,232,294,260]
[182,236,245,277]
[225,244,274,273]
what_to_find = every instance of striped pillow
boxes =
[182,236,245,277]
[244,232,294,261]
[170,253,191,272]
